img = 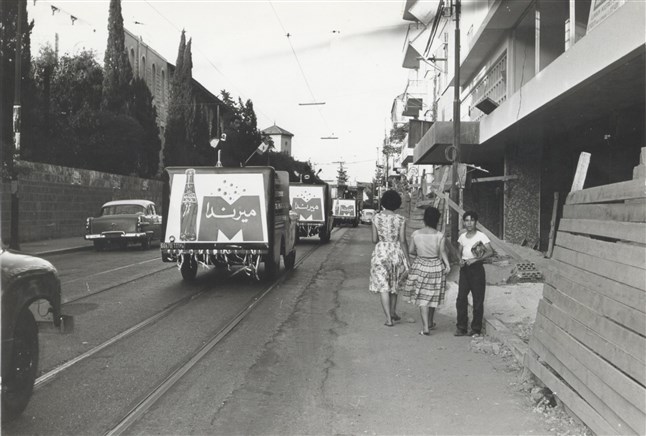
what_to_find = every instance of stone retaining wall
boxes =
[1,161,163,243]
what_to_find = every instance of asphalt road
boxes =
[3,226,557,435]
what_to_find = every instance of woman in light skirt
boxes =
[403,206,451,335]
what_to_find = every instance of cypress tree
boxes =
[101,0,133,113]
[164,31,193,166]
[131,76,161,177]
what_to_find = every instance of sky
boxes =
[27,1,412,183]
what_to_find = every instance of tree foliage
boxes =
[131,77,161,177]
[101,0,133,113]
[336,164,349,186]
[1,0,34,175]
[164,30,193,167]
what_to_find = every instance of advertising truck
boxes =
[289,183,333,242]
[332,198,360,227]
[160,166,297,281]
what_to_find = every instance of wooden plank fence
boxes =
[526,153,646,435]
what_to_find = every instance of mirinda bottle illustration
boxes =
[180,169,198,241]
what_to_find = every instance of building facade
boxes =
[124,29,231,169]
[400,0,645,249]
[261,124,294,156]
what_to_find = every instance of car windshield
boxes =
[101,205,145,216]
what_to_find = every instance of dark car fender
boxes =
[1,251,62,374]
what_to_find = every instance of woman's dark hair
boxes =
[463,210,479,221]
[424,206,441,229]
[380,190,402,211]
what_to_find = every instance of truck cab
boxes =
[160,166,297,281]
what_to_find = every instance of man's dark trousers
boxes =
[456,262,486,333]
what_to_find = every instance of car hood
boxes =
[0,249,58,292]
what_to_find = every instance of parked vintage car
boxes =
[360,208,376,224]
[1,249,62,422]
[85,199,162,250]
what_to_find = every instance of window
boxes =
[161,70,166,103]
[151,64,157,97]
[141,56,146,80]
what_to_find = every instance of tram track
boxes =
[62,263,176,305]
[106,229,341,435]
[33,233,336,400]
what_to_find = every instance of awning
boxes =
[402,0,417,21]
[402,24,432,69]
[408,0,441,26]
[402,42,423,69]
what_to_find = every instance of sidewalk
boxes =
[11,236,94,256]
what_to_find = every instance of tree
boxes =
[131,77,161,177]
[164,31,193,167]
[1,0,34,174]
[336,163,349,186]
[101,0,133,113]
[47,51,104,168]
[26,45,58,162]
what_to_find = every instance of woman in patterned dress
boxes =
[369,190,409,327]
[403,206,451,335]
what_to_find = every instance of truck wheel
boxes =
[180,255,198,281]
[319,228,330,243]
[284,250,296,270]
[261,250,280,281]
[352,219,358,227]
[2,308,39,422]
[93,240,105,251]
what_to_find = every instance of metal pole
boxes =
[449,0,461,244]
[10,0,24,250]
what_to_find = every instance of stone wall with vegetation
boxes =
[1,161,163,243]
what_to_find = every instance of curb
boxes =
[29,245,94,257]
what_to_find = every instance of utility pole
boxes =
[449,0,461,244]
[10,0,24,250]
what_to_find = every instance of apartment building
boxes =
[400,0,645,249]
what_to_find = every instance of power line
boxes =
[142,0,275,122]
[268,1,332,134]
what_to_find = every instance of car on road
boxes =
[85,199,161,250]
[360,208,376,224]
[1,249,62,422]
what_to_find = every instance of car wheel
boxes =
[180,255,198,281]
[284,250,296,270]
[93,240,105,251]
[2,308,39,422]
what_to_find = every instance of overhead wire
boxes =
[268,1,333,136]
[142,0,275,122]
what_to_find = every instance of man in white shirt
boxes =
[455,211,494,337]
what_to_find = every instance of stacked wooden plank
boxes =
[527,172,646,435]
